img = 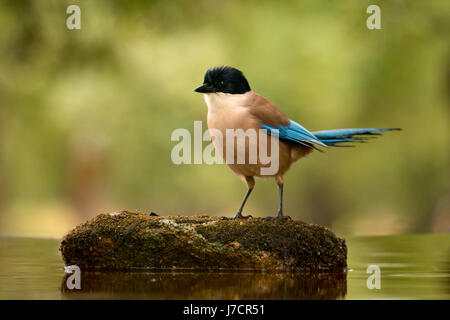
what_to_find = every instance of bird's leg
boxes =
[222,176,254,220]
[222,188,253,220]
[263,178,291,221]
[277,183,284,217]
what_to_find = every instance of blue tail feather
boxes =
[312,128,401,147]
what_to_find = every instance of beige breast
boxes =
[204,92,294,178]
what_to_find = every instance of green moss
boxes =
[60,211,347,271]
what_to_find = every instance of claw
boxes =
[221,213,253,220]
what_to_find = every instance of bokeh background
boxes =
[0,0,448,238]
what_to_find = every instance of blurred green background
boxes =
[0,0,448,238]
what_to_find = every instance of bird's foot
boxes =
[262,213,291,221]
[221,212,253,220]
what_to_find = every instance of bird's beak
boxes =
[194,84,215,93]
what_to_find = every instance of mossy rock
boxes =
[60,211,347,271]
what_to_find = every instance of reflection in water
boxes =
[61,270,347,300]
[2,234,448,299]
[445,250,450,296]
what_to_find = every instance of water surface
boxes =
[0,234,448,299]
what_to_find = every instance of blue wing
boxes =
[261,120,327,148]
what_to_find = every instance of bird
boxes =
[194,66,400,221]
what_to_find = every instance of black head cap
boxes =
[194,66,251,94]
